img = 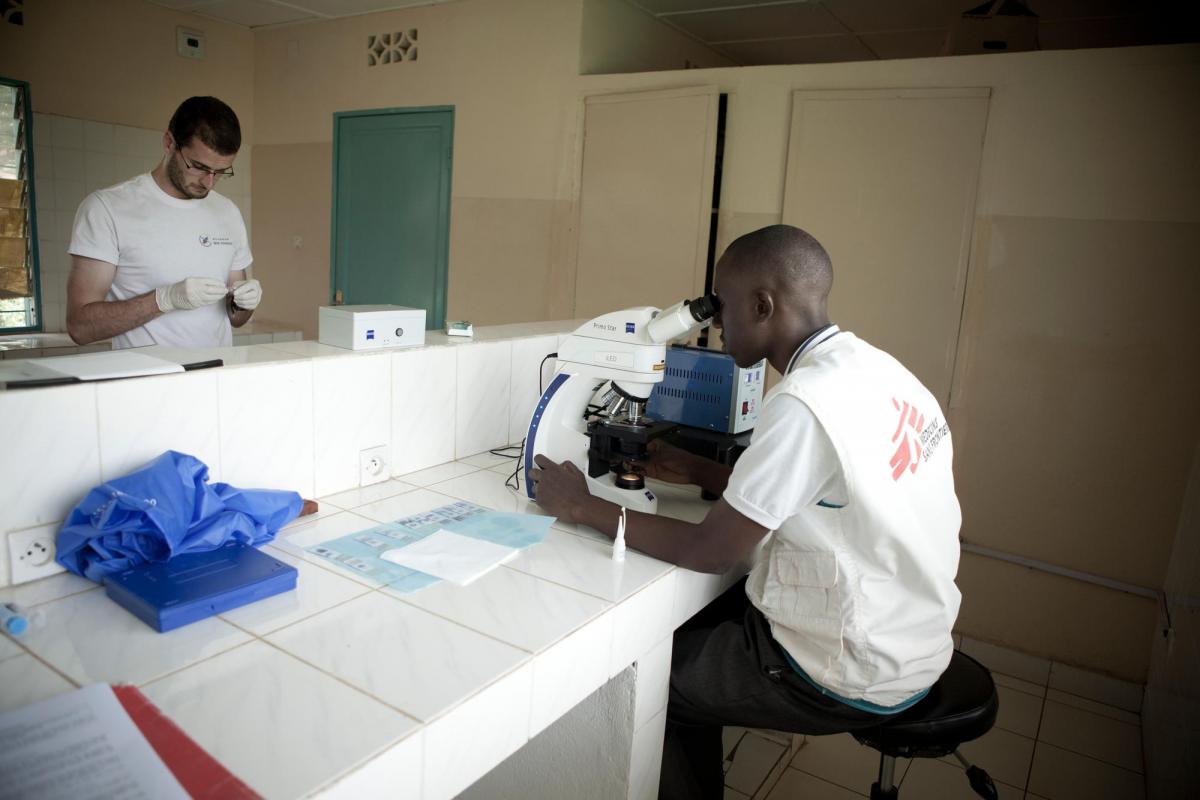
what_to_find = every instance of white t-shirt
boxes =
[724,330,962,707]
[69,174,252,349]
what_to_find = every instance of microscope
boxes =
[524,295,719,514]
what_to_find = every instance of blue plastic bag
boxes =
[56,451,303,583]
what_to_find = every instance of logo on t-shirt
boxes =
[889,398,949,481]
[198,234,233,248]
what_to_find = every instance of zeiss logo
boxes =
[625,322,635,334]
[198,235,211,247]
[366,329,375,340]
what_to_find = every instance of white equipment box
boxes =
[318,305,426,350]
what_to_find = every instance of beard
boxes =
[166,155,210,199]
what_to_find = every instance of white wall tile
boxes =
[54,147,84,178]
[391,347,456,475]
[55,207,75,243]
[508,335,559,447]
[218,361,315,498]
[32,145,53,179]
[49,116,83,150]
[672,568,725,629]
[610,572,677,679]
[528,610,614,737]
[83,120,114,154]
[0,384,101,533]
[112,124,158,157]
[628,708,667,800]
[52,179,85,212]
[95,371,222,482]
[455,341,512,457]
[1048,662,1143,713]
[422,662,534,799]
[34,172,52,210]
[633,635,673,732]
[312,353,392,497]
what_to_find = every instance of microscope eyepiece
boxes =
[686,293,720,322]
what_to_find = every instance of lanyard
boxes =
[785,324,840,375]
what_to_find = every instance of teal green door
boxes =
[332,107,453,329]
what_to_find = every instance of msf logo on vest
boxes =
[889,398,950,481]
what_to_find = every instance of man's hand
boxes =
[639,440,701,485]
[231,279,262,311]
[155,276,228,313]
[530,455,592,524]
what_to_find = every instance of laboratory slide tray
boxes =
[104,543,297,633]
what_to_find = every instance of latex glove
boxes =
[155,276,228,313]
[231,279,262,311]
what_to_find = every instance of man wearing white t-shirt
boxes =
[531,225,962,800]
[66,96,262,349]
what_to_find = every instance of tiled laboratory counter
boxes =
[0,319,303,359]
[0,320,736,798]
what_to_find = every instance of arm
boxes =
[66,256,160,345]
[642,440,733,496]
[227,269,262,328]
[226,269,253,328]
[531,455,768,574]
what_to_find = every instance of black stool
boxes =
[852,651,1000,799]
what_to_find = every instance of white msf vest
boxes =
[745,332,962,707]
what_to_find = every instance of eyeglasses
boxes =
[176,147,235,180]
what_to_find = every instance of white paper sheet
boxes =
[38,351,186,380]
[0,683,188,800]
[380,528,518,586]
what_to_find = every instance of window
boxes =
[0,77,41,332]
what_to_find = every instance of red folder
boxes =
[112,684,260,800]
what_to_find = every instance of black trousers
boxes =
[659,578,882,800]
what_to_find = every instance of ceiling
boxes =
[147,0,1198,64]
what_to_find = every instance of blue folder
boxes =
[104,543,297,632]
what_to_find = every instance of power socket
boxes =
[359,445,389,487]
[8,524,66,585]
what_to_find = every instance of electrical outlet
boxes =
[359,445,389,487]
[8,524,66,585]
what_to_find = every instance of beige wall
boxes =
[251,0,583,334]
[580,0,737,75]
[0,0,254,138]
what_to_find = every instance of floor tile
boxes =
[767,767,866,799]
[0,654,75,712]
[398,460,482,486]
[790,733,897,796]
[218,545,370,636]
[941,726,1035,790]
[960,638,1051,686]
[1047,662,1143,713]
[724,787,751,800]
[386,564,609,653]
[725,732,786,796]
[902,758,1022,799]
[318,479,416,511]
[142,640,419,800]
[723,726,747,759]
[995,684,1044,738]
[994,672,1048,698]
[266,592,528,722]
[1036,699,1142,773]
[1027,742,1145,800]
[1044,688,1139,726]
